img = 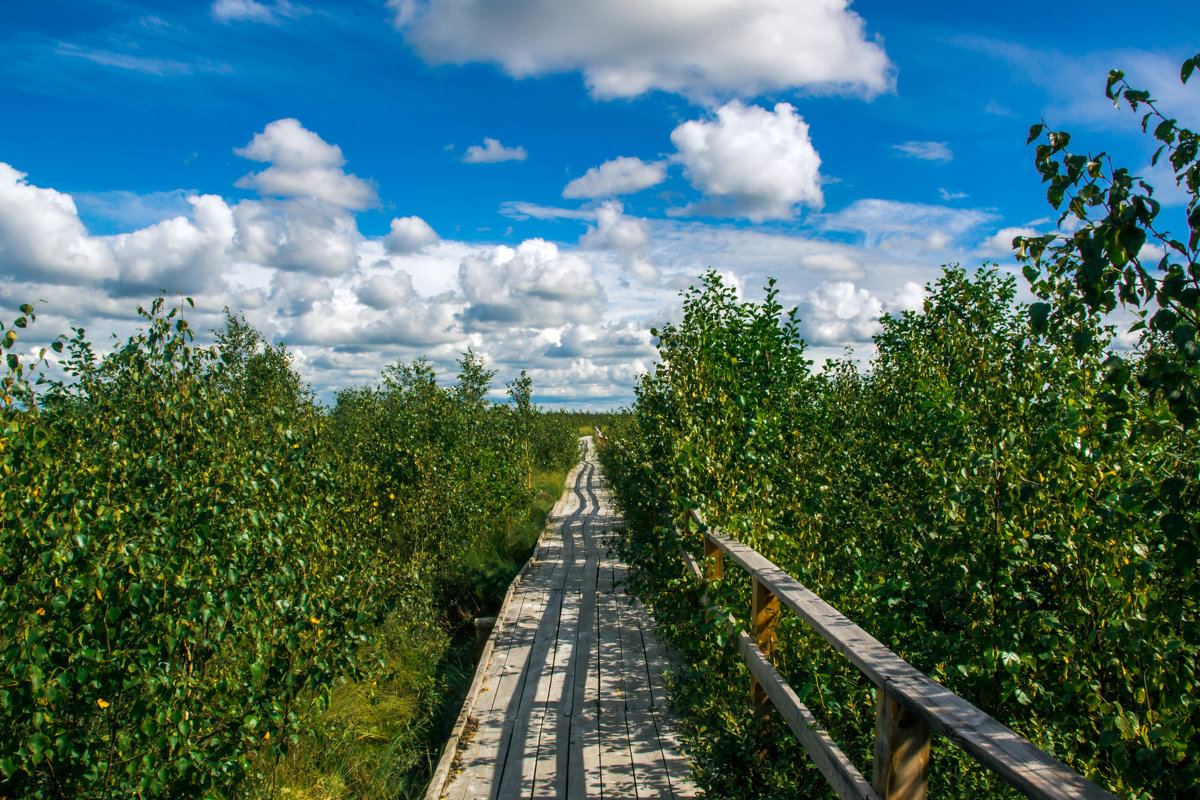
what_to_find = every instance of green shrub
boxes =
[603,267,1199,799]
[0,302,581,799]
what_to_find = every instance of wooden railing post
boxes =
[872,688,930,800]
[703,535,724,580]
[750,575,780,708]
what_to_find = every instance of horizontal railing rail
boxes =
[674,508,1115,800]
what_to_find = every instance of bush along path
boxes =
[0,302,580,800]
[600,266,1198,800]
[599,57,1200,800]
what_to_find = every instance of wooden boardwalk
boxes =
[428,437,698,800]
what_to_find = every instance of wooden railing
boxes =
[675,509,1116,800]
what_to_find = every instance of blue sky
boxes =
[1,0,1197,407]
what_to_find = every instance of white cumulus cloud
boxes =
[799,251,864,280]
[233,199,361,276]
[580,201,657,283]
[270,271,334,317]
[981,225,1041,258]
[0,163,116,283]
[108,194,236,295]
[885,281,927,314]
[799,281,883,345]
[563,156,666,198]
[458,239,604,329]
[356,272,416,310]
[384,215,438,253]
[670,101,823,221]
[235,118,375,209]
[462,138,527,163]
[390,0,893,101]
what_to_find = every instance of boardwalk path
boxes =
[429,437,698,800]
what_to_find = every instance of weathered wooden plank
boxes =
[522,587,567,709]
[574,553,602,712]
[470,590,548,792]
[596,566,626,711]
[873,689,930,800]
[474,587,532,715]
[444,705,515,800]
[495,595,562,796]
[424,538,535,800]
[597,705,637,798]
[532,705,565,799]
[482,589,547,716]
[567,708,603,799]
[701,526,1117,800]
[704,535,724,580]
[615,594,656,711]
[611,562,656,713]
[633,596,674,710]
[531,547,584,797]
[683,533,879,800]
[500,707,550,799]
[650,709,699,800]
[625,707,675,799]
[542,569,581,709]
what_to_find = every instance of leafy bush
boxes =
[602,57,1200,800]
[0,302,579,799]
[603,266,1199,800]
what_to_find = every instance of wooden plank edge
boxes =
[421,617,500,800]
[421,458,586,800]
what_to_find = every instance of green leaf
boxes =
[1106,69,1125,100]
[1182,57,1197,84]
[1150,308,1178,332]
[1027,123,1044,144]
[1030,302,1051,333]
[1154,118,1177,143]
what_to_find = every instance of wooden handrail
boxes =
[679,508,1115,800]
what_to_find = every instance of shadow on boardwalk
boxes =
[429,437,697,800]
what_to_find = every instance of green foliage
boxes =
[0,301,580,799]
[1,299,361,798]
[602,267,1199,800]
[270,465,573,800]
[1016,54,1200,429]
